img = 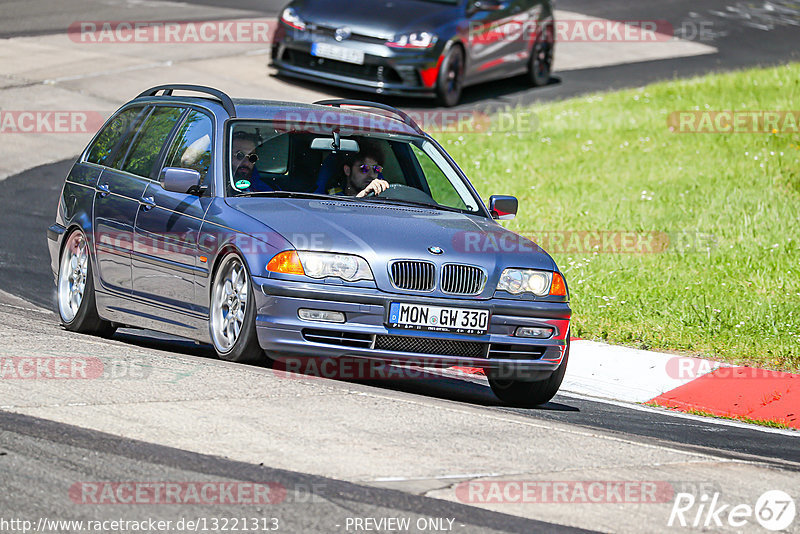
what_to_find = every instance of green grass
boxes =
[440,63,800,372]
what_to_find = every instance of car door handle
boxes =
[97,183,110,198]
[140,196,156,211]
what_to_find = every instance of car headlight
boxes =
[387,31,437,49]
[497,269,567,296]
[280,7,306,30]
[267,251,373,282]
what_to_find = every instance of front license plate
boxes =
[388,303,489,335]
[311,42,365,65]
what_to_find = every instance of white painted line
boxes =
[372,473,502,482]
[349,387,726,461]
[0,290,53,314]
[42,61,173,85]
[0,302,52,315]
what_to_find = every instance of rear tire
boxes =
[209,253,266,364]
[57,229,116,337]
[488,338,569,407]
[436,45,465,107]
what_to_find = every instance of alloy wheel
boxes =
[210,257,250,353]
[58,232,89,323]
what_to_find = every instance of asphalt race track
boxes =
[1,1,799,532]
[2,411,581,534]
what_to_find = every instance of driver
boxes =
[343,146,389,197]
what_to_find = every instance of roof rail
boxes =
[136,84,237,118]
[313,99,423,134]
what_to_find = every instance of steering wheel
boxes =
[371,183,436,204]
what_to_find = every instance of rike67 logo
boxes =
[669,490,796,531]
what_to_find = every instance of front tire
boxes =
[436,45,465,107]
[488,338,569,407]
[527,23,554,87]
[57,229,116,336]
[209,253,265,364]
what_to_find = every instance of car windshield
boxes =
[226,121,482,214]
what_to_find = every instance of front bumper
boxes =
[254,276,571,379]
[271,28,442,97]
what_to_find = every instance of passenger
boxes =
[231,131,259,183]
[231,130,289,192]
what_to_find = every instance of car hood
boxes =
[291,0,461,38]
[228,198,556,295]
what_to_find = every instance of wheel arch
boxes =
[444,39,468,71]
[58,218,97,284]
[208,243,247,298]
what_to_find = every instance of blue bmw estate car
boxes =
[47,85,571,406]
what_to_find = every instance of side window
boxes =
[86,106,144,166]
[254,133,289,174]
[410,142,477,211]
[119,106,184,178]
[163,110,214,183]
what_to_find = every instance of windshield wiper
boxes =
[361,196,466,213]
[236,191,356,201]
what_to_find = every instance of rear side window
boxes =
[119,106,184,178]
[163,110,214,183]
[85,106,144,166]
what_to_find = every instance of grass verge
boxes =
[441,63,800,371]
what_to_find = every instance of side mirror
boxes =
[488,195,518,220]
[161,167,204,195]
